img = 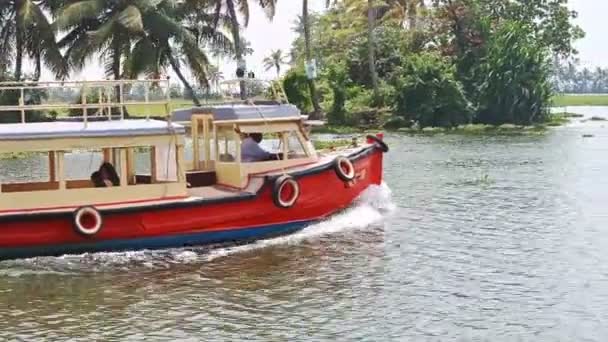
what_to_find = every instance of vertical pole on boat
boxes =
[57,151,66,190]
[234,124,241,164]
[213,125,218,166]
[150,146,157,183]
[82,85,88,128]
[119,82,125,120]
[176,144,186,183]
[126,148,135,185]
[203,116,211,170]
[119,148,128,187]
[192,116,200,170]
[19,87,25,123]
[49,151,56,182]
[165,77,171,119]
[103,148,112,163]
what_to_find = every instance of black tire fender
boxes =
[334,156,356,182]
[366,134,389,153]
[272,175,300,209]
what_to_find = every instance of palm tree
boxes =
[304,0,322,117]
[241,38,254,56]
[382,0,426,29]
[207,0,278,99]
[367,0,380,104]
[55,0,230,106]
[207,65,224,94]
[263,49,287,77]
[0,0,66,81]
[328,0,380,104]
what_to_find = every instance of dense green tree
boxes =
[390,52,472,128]
[287,0,583,128]
[0,0,66,81]
[475,22,552,125]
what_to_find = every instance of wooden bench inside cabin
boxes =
[136,171,216,187]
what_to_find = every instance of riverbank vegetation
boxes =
[287,0,584,130]
[0,0,586,132]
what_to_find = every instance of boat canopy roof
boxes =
[171,104,302,123]
[0,119,184,141]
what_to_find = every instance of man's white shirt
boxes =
[241,137,271,162]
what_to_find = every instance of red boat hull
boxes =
[0,147,384,260]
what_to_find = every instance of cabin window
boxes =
[64,149,104,181]
[154,144,179,182]
[216,131,237,162]
[190,136,216,169]
[0,151,55,193]
[285,131,309,159]
[64,149,116,189]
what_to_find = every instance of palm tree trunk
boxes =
[226,0,246,100]
[14,3,23,81]
[167,49,201,107]
[303,0,322,118]
[368,0,380,105]
[34,52,41,81]
[111,39,129,117]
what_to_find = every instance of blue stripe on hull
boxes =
[0,221,312,261]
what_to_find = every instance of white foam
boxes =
[202,182,394,262]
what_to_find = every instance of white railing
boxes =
[0,79,171,125]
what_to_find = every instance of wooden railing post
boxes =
[165,77,171,118]
[98,87,103,118]
[144,81,150,120]
[19,87,25,123]
[119,82,125,120]
[82,85,88,128]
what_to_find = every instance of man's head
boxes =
[249,133,263,143]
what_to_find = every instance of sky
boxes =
[37,0,608,82]
[568,0,608,68]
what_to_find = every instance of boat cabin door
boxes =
[190,114,215,171]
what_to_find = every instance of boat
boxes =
[0,79,388,260]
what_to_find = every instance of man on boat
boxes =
[241,133,275,162]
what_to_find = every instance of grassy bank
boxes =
[126,99,194,117]
[312,112,577,136]
[552,94,608,106]
[394,124,548,135]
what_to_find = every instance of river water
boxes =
[1,107,608,341]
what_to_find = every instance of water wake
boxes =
[0,183,394,274]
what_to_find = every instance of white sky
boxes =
[568,0,608,68]
[36,0,606,82]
